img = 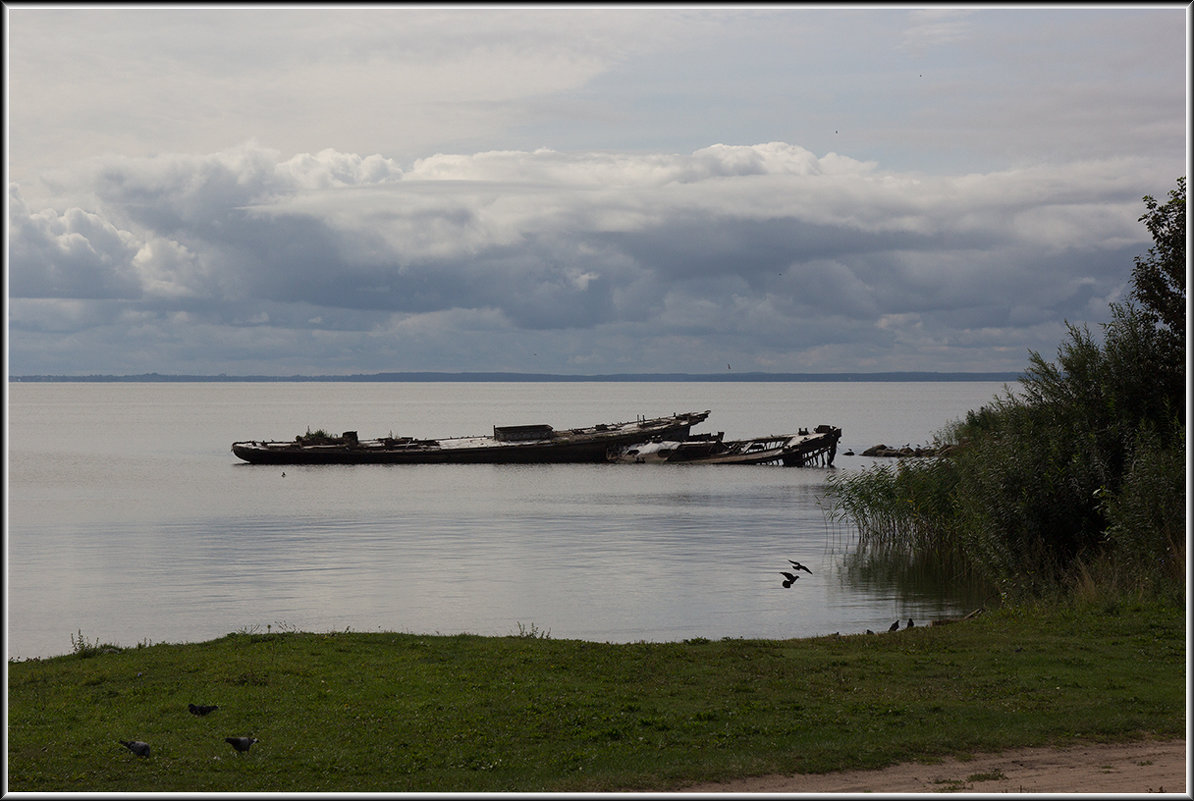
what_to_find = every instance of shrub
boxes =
[828,178,1186,603]
[1100,424,1187,599]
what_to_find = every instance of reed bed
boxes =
[825,456,987,590]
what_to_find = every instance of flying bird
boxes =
[119,740,151,757]
[779,571,800,588]
[189,704,218,716]
[888,620,899,632]
[788,560,813,574]
[226,736,259,753]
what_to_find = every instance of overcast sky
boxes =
[5,5,1188,376]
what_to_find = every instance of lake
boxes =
[7,380,1013,659]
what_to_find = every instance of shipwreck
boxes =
[611,425,842,467]
[232,410,711,465]
[231,411,841,467]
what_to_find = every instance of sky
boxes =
[4,4,1189,376]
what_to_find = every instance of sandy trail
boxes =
[678,738,1187,794]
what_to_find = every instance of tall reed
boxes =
[825,456,985,589]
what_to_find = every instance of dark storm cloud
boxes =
[6,142,1166,374]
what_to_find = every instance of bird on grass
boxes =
[906,618,915,629]
[119,740,151,757]
[788,560,813,574]
[226,736,259,753]
[189,703,218,716]
[779,571,801,588]
[888,620,900,632]
[866,629,875,635]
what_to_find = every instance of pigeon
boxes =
[888,620,899,632]
[906,618,916,629]
[226,736,258,753]
[119,739,151,757]
[788,560,813,574]
[189,703,218,716]
[779,571,800,588]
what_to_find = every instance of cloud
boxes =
[6,7,1182,376]
[8,185,143,300]
[8,139,1167,375]
[5,7,673,200]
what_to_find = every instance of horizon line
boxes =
[10,370,1025,383]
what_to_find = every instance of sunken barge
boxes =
[231,410,711,465]
[231,411,841,467]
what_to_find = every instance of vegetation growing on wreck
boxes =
[296,427,337,444]
[828,178,1186,603]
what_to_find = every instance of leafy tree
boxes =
[1130,176,1186,380]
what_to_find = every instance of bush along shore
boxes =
[828,178,1185,604]
[6,600,1185,793]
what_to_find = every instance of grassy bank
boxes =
[8,601,1184,792]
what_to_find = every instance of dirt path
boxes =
[679,739,1186,794]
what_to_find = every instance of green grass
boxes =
[8,601,1184,792]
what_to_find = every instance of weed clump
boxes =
[69,630,122,658]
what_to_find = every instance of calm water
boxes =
[7,381,1012,659]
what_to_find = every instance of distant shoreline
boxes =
[10,371,1024,383]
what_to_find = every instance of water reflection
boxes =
[837,545,994,615]
[8,479,994,658]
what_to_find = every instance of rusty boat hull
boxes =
[232,410,712,465]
